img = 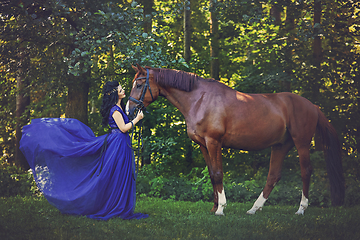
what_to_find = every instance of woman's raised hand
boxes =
[136,110,144,121]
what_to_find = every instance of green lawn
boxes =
[1,195,359,240]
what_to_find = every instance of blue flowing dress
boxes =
[20,105,148,220]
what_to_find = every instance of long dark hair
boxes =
[100,81,125,126]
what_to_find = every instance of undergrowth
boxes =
[1,152,360,207]
[136,152,360,207]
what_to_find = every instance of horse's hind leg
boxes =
[247,141,294,214]
[295,146,312,215]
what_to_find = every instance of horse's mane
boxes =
[154,68,216,92]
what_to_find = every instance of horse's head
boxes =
[126,64,159,120]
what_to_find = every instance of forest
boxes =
[1,0,360,206]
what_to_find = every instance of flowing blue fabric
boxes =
[20,105,148,220]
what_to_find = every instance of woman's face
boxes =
[117,85,126,99]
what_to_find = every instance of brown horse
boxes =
[127,65,345,216]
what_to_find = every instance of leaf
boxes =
[96,10,105,16]
[131,1,138,8]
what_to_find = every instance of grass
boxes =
[1,195,360,240]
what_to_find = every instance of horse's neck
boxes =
[160,87,195,117]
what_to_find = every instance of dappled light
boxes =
[0,0,359,236]
[236,92,254,102]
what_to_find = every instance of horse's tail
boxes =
[315,106,345,206]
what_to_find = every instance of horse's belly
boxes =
[223,138,273,151]
[222,124,288,151]
[223,139,274,151]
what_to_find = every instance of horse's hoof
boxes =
[215,208,225,216]
[246,210,256,215]
[295,210,305,215]
[295,204,306,215]
[210,207,218,213]
[246,207,261,215]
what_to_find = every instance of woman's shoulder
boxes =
[110,105,118,111]
[110,105,124,115]
[109,104,129,123]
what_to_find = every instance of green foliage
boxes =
[64,2,166,76]
[139,97,205,177]
[0,163,38,197]
[3,150,359,209]
[136,151,360,208]
[342,153,360,206]
[0,76,16,160]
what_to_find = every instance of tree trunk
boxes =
[270,4,292,92]
[65,72,89,125]
[141,0,153,33]
[357,96,360,152]
[141,128,152,165]
[283,3,294,92]
[270,4,281,24]
[185,139,193,169]
[184,0,191,63]
[182,1,195,166]
[183,0,194,168]
[140,0,154,166]
[210,0,219,80]
[313,0,322,151]
[312,0,322,104]
[108,45,115,81]
[15,51,30,169]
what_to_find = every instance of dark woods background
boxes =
[1,0,359,206]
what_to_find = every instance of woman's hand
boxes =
[113,109,144,133]
[135,110,144,121]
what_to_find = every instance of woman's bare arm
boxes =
[112,110,143,133]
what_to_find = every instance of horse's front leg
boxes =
[199,146,218,212]
[200,141,226,216]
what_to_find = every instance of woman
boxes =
[20,81,148,220]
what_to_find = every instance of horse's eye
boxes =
[136,83,142,89]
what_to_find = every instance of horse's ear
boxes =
[136,63,146,75]
[132,64,138,72]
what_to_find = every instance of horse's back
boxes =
[221,91,318,150]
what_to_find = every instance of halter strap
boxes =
[128,68,154,112]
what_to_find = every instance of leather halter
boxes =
[127,68,154,179]
[128,68,154,113]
